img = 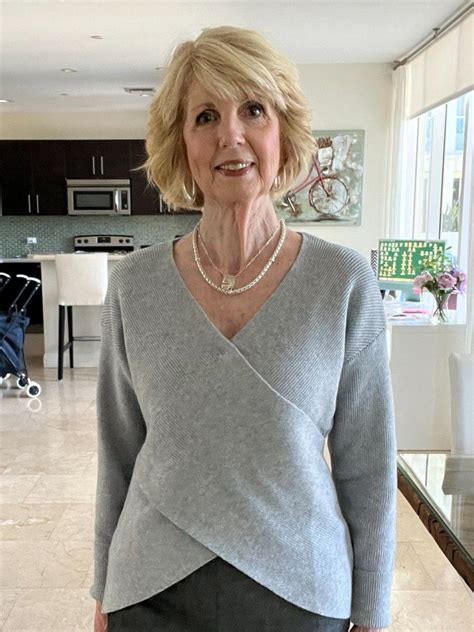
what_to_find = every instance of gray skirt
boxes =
[107,556,351,632]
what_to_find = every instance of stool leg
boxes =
[58,305,65,381]
[67,306,74,369]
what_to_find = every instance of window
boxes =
[406,91,473,273]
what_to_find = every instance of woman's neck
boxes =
[198,198,281,275]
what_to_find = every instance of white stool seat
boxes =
[55,253,108,380]
[55,253,108,306]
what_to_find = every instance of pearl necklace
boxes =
[192,218,287,295]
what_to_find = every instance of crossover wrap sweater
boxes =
[90,231,397,629]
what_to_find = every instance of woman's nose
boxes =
[217,114,245,148]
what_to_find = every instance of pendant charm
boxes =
[220,274,236,291]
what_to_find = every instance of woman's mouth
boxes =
[215,161,255,176]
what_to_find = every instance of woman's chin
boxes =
[204,184,271,207]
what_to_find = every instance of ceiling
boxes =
[0,0,467,112]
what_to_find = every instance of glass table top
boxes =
[398,452,474,561]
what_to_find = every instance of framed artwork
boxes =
[276,129,365,225]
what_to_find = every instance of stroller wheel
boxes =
[17,376,28,389]
[27,382,41,398]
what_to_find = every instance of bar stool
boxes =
[55,253,108,381]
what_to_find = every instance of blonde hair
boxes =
[143,25,316,209]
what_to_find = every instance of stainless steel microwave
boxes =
[66,179,131,215]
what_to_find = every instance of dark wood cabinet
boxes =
[65,140,131,179]
[30,141,67,215]
[0,139,174,216]
[1,141,67,215]
[64,140,98,179]
[129,140,166,215]
[98,140,131,178]
[0,141,34,215]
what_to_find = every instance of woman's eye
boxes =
[196,110,216,125]
[246,102,265,117]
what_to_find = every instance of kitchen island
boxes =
[0,253,128,369]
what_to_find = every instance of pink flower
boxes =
[450,269,467,294]
[413,271,433,288]
[437,272,457,290]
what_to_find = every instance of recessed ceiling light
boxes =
[91,35,103,39]
[124,87,156,96]
[61,68,78,73]
[60,93,69,96]
[0,98,14,103]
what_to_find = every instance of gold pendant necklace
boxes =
[192,218,287,295]
[220,274,237,291]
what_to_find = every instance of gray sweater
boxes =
[90,231,397,629]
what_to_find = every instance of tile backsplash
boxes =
[0,214,200,258]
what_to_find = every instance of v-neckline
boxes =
[167,231,307,345]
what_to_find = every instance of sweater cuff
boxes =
[89,540,110,606]
[351,568,393,629]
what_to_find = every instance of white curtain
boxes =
[383,65,410,239]
[463,95,474,354]
[407,10,473,119]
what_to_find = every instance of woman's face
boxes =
[182,80,281,206]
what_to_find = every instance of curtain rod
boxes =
[392,2,473,70]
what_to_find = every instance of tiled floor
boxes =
[1,358,472,631]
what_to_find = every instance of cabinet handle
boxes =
[100,156,104,175]
[92,155,96,175]
[36,194,40,213]
[27,194,32,214]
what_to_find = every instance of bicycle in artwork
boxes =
[281,139,350,219]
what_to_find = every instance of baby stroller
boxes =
[0,272,42,397]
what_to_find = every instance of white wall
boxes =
[299,63,393,256]
[0,111,147,139]
[1,62,393,259]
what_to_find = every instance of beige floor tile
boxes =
[2,588,94,631]
[395,492,434,543]
[0,589,22,627]
[0,430,66,451]
[3,449,95,476]
[49,503,95,541]
[0,540,91,588]
[0,503,68,540]
[411,540,471,592]
[56,430,97,452]
[391,589,474,631]
[23,473,96,504]
[0,476,40,503]
[393,542,437,591]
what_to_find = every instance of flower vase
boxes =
[431,292,450,324]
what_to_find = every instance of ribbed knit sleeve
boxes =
[89,265,147,605]
[328,256,397,629]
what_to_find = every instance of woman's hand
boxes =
[94,601,108,631]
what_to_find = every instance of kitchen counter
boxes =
[0,253,128,263]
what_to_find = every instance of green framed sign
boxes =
[377,239,446,282]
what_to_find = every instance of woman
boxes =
[92,26,397,632]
